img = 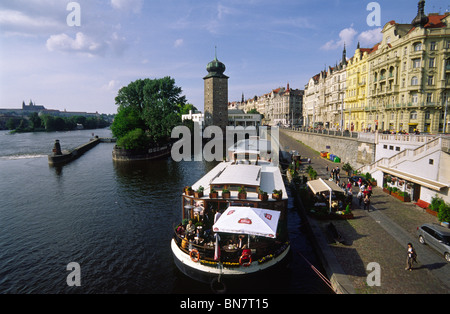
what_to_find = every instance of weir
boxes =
[48,137,116,166]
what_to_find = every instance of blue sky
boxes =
[0,0,448,114]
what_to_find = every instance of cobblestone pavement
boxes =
[279,129,450,294]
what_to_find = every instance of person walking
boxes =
[405,243,417,271]
[357,190,363,207]
[363,194,371,211]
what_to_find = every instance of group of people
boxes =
[356,179,372,211]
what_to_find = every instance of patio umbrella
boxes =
[212,207,281,239]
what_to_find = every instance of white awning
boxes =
[213,207,281,238]
[211,164,261,187]
[377,166,449,191]
[307,178,344,194]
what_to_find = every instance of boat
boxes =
[171,135,290,291]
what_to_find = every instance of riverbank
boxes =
[280,129,450,294]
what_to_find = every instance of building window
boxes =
[413,59,421,68]
[410,111,418,119]
[429,58,435,68]
[430,42,437,51]
[414,42,422,51]
[389,146,394,150]
[396,147,400,152]
[425,110,431,119]
[384,145,388,149]
[426,93,432,103]
[427,76,434,86]
[412,94,419,104]
[429,159,434,165]
[411,76,419,86]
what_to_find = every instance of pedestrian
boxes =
[405,243,417,271]
[357,191,363,207]
[308,158,311,164]
[326,165,329,172]
[363,194,370,211]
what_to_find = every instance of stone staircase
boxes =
[359,136,449,175]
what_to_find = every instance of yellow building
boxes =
[365,1,450,133]
[344,43,375,131]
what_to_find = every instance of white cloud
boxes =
[321,26,358,51]
[174,39,184,48]
[46,32,104,56]
[358,28,383,47]
[110,0,143,14]
[0,9,62,36]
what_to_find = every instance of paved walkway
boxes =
[280,129,450,294]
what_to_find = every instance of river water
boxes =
[0,128,330,294]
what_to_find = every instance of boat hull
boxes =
[171,239,291,285]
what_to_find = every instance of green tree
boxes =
[113,77,186,145]
[438,202,450,223]
[6,118,16,130]
[117,128,148,150]
[111,105,146,139]
[29,112,42,129]
[178,103,198,116]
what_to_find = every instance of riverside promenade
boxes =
[280,129,450,294]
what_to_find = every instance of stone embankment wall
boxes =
[48,138,101,166]
[112,145,172,162]
[281,129,375,169]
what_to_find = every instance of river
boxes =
[0,128,330,294]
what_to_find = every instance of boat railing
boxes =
[173,227,289,264]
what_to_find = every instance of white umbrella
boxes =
[213,207,281,239]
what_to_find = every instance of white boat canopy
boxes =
[213,207,281,239]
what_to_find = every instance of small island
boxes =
[110,76,196,162]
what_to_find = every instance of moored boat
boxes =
[171,136,290,290]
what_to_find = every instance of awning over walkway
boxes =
[377,166,449,191]
[307,178,345,213]
[307,178,344,195]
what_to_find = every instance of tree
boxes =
[178,103,198,116]
[111,105,146,139]
[117,128,149,150]
[113,77,186,146]
[29,112,42,129]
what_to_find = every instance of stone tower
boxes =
[203,50,229,133]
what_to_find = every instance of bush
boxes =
[430,195,445,212]
[117,128,149,150]
[438,202,450,223]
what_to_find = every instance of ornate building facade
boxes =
[304,1,450,134]
[364,4,450,133]
[235,84,304,126]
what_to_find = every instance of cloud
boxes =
[321,26,358,50]
[358,28,383,47]
[46,31,128,57]
[46,32,104,56]
[110,0,143,14]
[0,9,62,36]
[174,39,184,48]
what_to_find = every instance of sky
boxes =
[0,0,448,115]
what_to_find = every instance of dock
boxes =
[48,137,115,166]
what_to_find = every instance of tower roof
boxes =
[204,48,228,79]
[411,0,429,28]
